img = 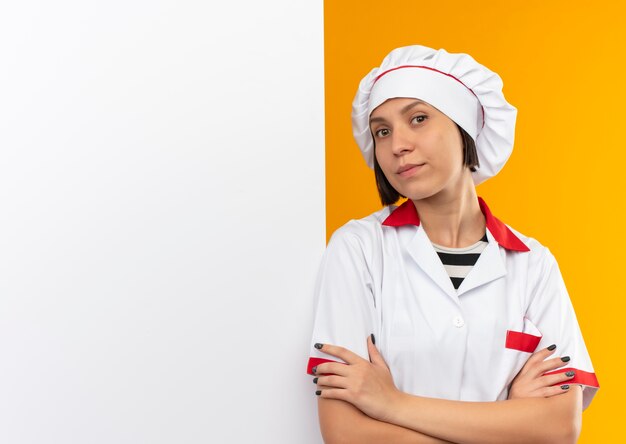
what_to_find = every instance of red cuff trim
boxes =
[505,330,542,353]
[544,367,600,388]
[306,357,337,375]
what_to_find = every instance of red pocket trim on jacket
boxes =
[505,330,542,353]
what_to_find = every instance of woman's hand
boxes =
[508,344,577,399]
[312,335,401,422]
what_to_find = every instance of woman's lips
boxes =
[397,163,425,177]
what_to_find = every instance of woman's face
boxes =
[370,97,468,202]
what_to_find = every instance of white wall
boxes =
[0,1,325,442]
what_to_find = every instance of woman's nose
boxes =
[390,126,415,155]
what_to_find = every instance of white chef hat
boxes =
[352,45,517,185]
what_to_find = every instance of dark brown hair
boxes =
[373,124,479,206]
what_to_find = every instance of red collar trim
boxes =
[382,197,530,252]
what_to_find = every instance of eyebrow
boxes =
[369,99,427,124]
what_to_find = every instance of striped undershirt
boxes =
[432,233,488,290]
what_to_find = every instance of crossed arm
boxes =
[313,337,582,444]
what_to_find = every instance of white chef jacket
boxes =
[307,197,599,410]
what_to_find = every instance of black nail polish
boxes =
[315,390,322,396]
[371,333,376,345]
[547,344,557,351]
[312,366,317,374]
[314,343,323,349]
[565,371,575,377]
[561,356,570,362]
[561,384,570,390]
[313,377,318,384]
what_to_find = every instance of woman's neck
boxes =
[411,180,485,249]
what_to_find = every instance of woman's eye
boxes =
[411,115,427,124]
[375,128,390,138]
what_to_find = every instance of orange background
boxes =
[324,0,624,441]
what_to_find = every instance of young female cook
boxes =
[307,45,599,443]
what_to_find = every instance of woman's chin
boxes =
[397,186,441,203]
[397,175,473,204]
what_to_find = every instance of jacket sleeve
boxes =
[306,225,378,374]
[525,248,599,410]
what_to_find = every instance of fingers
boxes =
[311,361,349,376]
[315,387,350,402]
[533,355,571,376]
[540,370,576,388]
[536,383,574,398]
[313,336,389,402]
[522,369,576,395]
[314,342,363,365]
[521,344,557,372]
[313,374,349,389]
[312,375,350,401]
[522,344,571,377]
[367,334,390,369]
[508,343,579,401]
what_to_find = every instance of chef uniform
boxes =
[307,45,599,410]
